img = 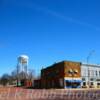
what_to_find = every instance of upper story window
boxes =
[96,71,98,76]
[73,69,78,74]
[99,71,100,76]
[67,69,78,75]
[82,69,87,76]
[68,69,73,74]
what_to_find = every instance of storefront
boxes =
[64,78,82,88]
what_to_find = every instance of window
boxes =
[68,69,73,74]
[96,71,98,76]
[74,69,78,74]
[97,83,100,85]
[99,71,100,76]
[90,82,93,85]
[83,82,86,86]
[90,70,94,77]
[90,78,94,81]
[96,79,100,81]
[82,78,85,81]
[66,81,80,88]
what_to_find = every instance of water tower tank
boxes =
[17,55,29,73]
[18,55,29,64]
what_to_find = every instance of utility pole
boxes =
[87,50,95,88]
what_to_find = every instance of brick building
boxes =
[41,61,82,89]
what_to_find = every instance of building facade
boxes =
[81,64,100,88]
[41,61,82,89]
[34,61,100,89]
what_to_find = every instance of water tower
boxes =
[17,55,29,74]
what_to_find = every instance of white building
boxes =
[81,63,100,88]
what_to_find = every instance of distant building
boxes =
[41,61,82,89]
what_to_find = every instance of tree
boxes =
[0,73,11,86]
[11,69,17,80]
[28,69,35,80]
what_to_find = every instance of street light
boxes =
[87,50,95,88]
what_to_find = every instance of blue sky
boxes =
[0,0,100,76]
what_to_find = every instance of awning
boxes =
[66,80,82,83]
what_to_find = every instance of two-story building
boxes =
[41,61,82,89]
[81,63,100,88]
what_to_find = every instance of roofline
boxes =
[41,60,81,70]
[63,60,81,64]
[82,63,100,67]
